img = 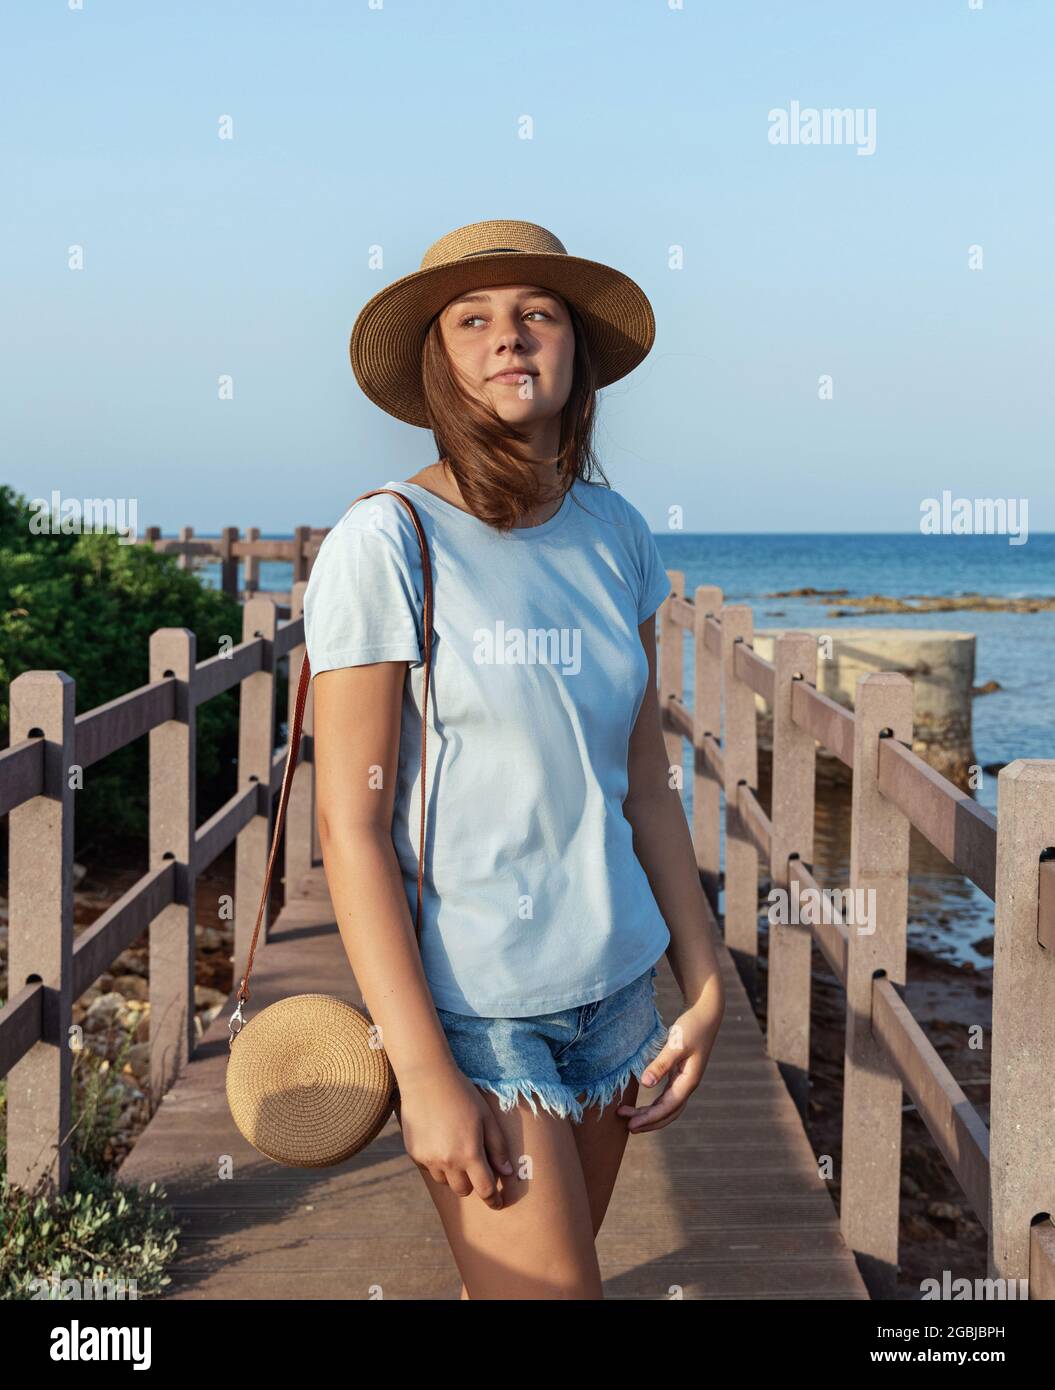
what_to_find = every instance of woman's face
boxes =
[438,282,575,429]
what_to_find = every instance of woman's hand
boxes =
[616,999,723,1134]
[394,1065,516,1209]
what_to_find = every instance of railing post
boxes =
[658,570,684,783]
[284,580,315,898]
[245,525,260,593]
[988,760,1055,1289]
[767,632,819,1122]
[235,599,278,977]
[721,604,759,994]
[178,525,194,572]
[841,671,913,1298]
[219,526,240,600]
[7,671,76,1196]
[148,628,197,1105]
[693,586,723,916]
[292,525,311,587]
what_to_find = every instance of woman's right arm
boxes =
[312,660,514,1207]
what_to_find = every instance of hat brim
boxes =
[349,252,655,429]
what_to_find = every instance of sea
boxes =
[200,531,1055,970]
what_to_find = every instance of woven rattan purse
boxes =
[225,488,434,1168]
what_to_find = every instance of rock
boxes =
[83,991,137,1034]
[122,1042,151,1080]
[827,594,1055,615]
[972,680,1002,696]
[766,587,849,598]
[902,1213,936,1241]
[112,949,148,978]
[112,974,149,1002]
[195,985,227,1010]
[926,1200,964,1225]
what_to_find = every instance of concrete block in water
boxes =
[750,627,977,787]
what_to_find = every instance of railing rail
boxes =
[658,574,1055,1298]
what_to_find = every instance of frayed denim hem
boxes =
[465,1010,670,1126]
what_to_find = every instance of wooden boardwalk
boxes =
[118,867,869,1300]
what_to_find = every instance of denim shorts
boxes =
[434,964,668,1125]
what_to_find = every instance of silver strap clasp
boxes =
[227,999,247,1048]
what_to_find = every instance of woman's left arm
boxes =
[618,612,726,1130]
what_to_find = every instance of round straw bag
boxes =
[225,488,434,1168]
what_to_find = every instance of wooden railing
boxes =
[0,586,316,1198]
[140,526,324,604]
[657,573,1055,1299]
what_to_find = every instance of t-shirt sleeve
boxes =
[626,500,671,624]
[302,507,424,675]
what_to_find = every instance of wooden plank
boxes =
[0,982,43,1076]
[737,782,772,860]
[72,862,176,997]
[117,866,868,1301]
[693,585,723,915]
[194,638,264,705]
[871,976,990,1228]
[0,737,44,816]
[74,679,175,768]
[767,632,819,1122]
[733,639,775,704]
[877,736,997,900]
[721,605,760,990]
[841,674,913,1300]
[792,680,855,769]
[988,761,1055,1285]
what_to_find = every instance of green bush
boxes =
[0,1034,181,1300]
[0,483,284,858]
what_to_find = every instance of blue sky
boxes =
[3,0,1052,534]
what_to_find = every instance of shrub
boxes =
[0,483,285,861]
[0,1031,181,1300]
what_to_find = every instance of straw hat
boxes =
[349,219,656,428]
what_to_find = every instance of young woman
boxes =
[303,220,725,1300]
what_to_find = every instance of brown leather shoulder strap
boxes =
[235,488,434,1009]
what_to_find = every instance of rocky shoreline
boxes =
[765,586,1055,617]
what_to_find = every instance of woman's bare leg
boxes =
[568,1087,636,1237]
[414,1087,603,1300]
[434,1085,638,1300]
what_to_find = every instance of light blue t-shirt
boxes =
[302,475,673,1017]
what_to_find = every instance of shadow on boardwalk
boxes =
[118,869,869,1300]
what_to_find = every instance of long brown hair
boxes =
[419,300,610,532]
